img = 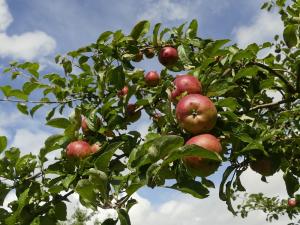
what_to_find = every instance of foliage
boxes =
[0,0,300,224]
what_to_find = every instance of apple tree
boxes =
[0,0,299,224]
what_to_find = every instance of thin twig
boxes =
[249,98,293,111]
[0,97,83,104]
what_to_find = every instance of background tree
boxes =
[0,0,299,224]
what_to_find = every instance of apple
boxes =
[176,94,217,134]
[132,51,143,62]
[66,140,92,159]
[250,156,280,176]
[91,143,101,153]
[158,46,178,66]
[143,47,155,58]
[81,116,89,133]
[117,86,129,97]
[171,74,202,101]
[288,198,297,207]
[126,104,141,123]
[145,71,160,86]
[183,134,222,177]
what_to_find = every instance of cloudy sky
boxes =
[0,0,292,224]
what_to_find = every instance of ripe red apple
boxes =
[176,94,217,134]
[171,74,202,101]
[143,47,155,58]
[132,51,143,62]
[250,156,280,176]
[158,46,178,66]
[126,104,141,123]
[145,71,160,86]
[288,198,297,207]
[81,116,89,133]
[183,134,222,177]
[66,140,92,159]
[117,86,129,97]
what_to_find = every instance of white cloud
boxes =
[11,128,50,155]
[234,11,283,48]
[138,0,190,21]
[0,0,12,32]
[0,0,56,60]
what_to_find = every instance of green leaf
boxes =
[46,118,71,129]
[283,25,298,48]
[54,202,67,221]
[5,188,30,225]
[163,144,222,166]
[102,218,118,225]
[10,89,28,100]
[0,182,10,205]
[75,179,96,204]
[153,23,161,46]
[168,180,209,199]
[22,82,39,95]
[0,85,12,97]
[15,154,37,176]
[97,31,113,43]
[283,170,299,197]
[62,174,76,189]
[86,168,108,198]
[95,142,124,172]
[219,166,235,201]
[178,44,191,65]
[17,103,28,115]
[0,136,7,154]
[30,104,44,117]
[217,97,239,111]
[130,20,150,40]
[234,67,258,81]
[118,209,131,225]
[186,19,198,38]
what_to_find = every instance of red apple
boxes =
[145,71,160,86]
[143,47,155,58]
[126,104,141,123]
[176,94,217,134]
[117,86,129,97]
[66,140,92,159]
[288,198,297,207]
[183,134,222,177]
[81,116,89,133]
[158,46,178,66]
[171,74,202,101]
[250,156,280,177]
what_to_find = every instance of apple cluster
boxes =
[158,46,223,177]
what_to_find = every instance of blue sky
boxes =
[0,0,292,224]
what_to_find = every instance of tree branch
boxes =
[251,62,296,94]
[0,97,83,104]
[249,98,293,111]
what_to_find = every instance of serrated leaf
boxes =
[75,179,96,203]
[130,20,150,40]
[46,118,71,129]
[62,174,76,189]
[178,44,191,65]
[219,166,235,201]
